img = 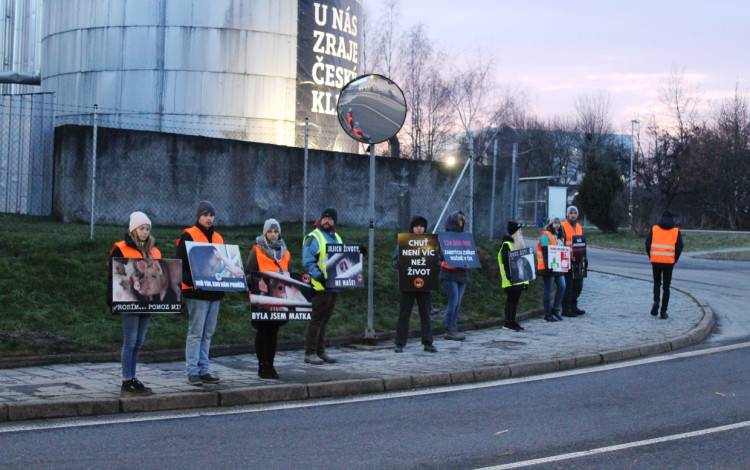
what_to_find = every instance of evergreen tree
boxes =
[577,156,624,232]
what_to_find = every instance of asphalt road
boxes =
[1,248,748,469]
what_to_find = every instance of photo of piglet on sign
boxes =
[248,271,313,321]
[397,233,440,291]
[325,244,364,288]
[110,257,183,314]
[186,242,248,292]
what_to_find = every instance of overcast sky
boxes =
[365,0,749,132]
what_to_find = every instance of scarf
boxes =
[256,234,287,263]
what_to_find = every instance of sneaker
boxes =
[304,354,324,365]
[513,322,525,331]
[121,379,151,397]
[423,344,438,353]
[552,309,564,321]
[502,323,517,331]
[573,307,586,315]
[318,352,337,363]
[562,310,577,318]
[544,315,558,322]
[394,346,404,353]
[199,373,220,384]
[187,374,203,386]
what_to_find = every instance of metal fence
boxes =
[5,100,514,238]
[0,93,54,215]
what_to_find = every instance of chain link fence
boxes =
[4,98,514,238]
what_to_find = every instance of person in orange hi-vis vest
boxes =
[244,218,291,379]
[108,211,160,397]
[561,205,586,317]
[537,217,567,322]
[645,210,683,319]
[176,200,225,387]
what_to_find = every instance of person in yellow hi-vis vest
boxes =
[498,221,530,332]
[302,207,344,365]
[645,210,683,319]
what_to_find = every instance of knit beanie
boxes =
[129,211,151,233]
[567,205,578,215]
[263,218,281,235]
[551,217,561,223]
[320,207,338,224]
[507,221,522,235]
[196,200,216,219]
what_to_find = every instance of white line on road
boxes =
[477,420,750,469]
[2,341,749,434]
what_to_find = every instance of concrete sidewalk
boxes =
[0,272,714,423]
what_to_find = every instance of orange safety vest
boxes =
[248,246,291,301]
[536,230,555,271]
[561,220,582,248]
[650,226,679,264]
[110,241,161,260]
[178,226,224,289]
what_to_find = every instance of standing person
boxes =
[108,211,159,397]
[440,210,469,341]
[392,215,438,353]
[499,221,530,331]
[537,217,566,322]
[245,219,290,379]
[645,210,683,319]
[561,205,586,317]
[302,207,343,365]
[176,200,224,386]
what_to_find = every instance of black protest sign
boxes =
[110,257,183,314]
[572,235,587,279]
[397,234,440,291]
[438,232,481,268]
[248,271,313,321]
[508,247,536,283]
[186,242,248,292]
[325,244,364,287]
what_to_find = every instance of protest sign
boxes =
[110,257,182,314]
[572,235,588,279]
[397,233,440,291]
[186,242,248,291]
[325,244,364,288]
[438,232,481,269]
[509,247,536,283]
[547,245,571,272]
[248,271,313,321]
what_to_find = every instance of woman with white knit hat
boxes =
[108,211,161,397]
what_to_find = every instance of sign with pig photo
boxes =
[110,258,183,314]
[248,271,313,321]
[325,244,364,288]
[185,242,248,292]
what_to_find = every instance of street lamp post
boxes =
[629,119,640,229]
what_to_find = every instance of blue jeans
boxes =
[121,313,151,380]
[185,299,220,376]
[543,275,566,317]
[443,280,466,329]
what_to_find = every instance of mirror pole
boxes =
[364,144,376,339]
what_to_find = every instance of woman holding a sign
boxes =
[498,221,530,332]
[440,211,469,341]
[245,219,290,379]
[537,218,567,322]
[108,211,160,397]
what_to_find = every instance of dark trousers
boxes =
[254,321,283,366]
[304,292,337,355]
[563,272,584,312]
[504,288,523,324]
[652,262,674,312]
[395,291,433,347]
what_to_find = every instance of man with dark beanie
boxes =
[176,200,225,386]
[645,210,683,319]
[302,207,343,365]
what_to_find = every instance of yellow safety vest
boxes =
[498,241,530,288]
[305,229,343,291]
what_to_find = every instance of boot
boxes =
[651,304,659,316]
[258,362,274,379]
[660,309,669,320]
